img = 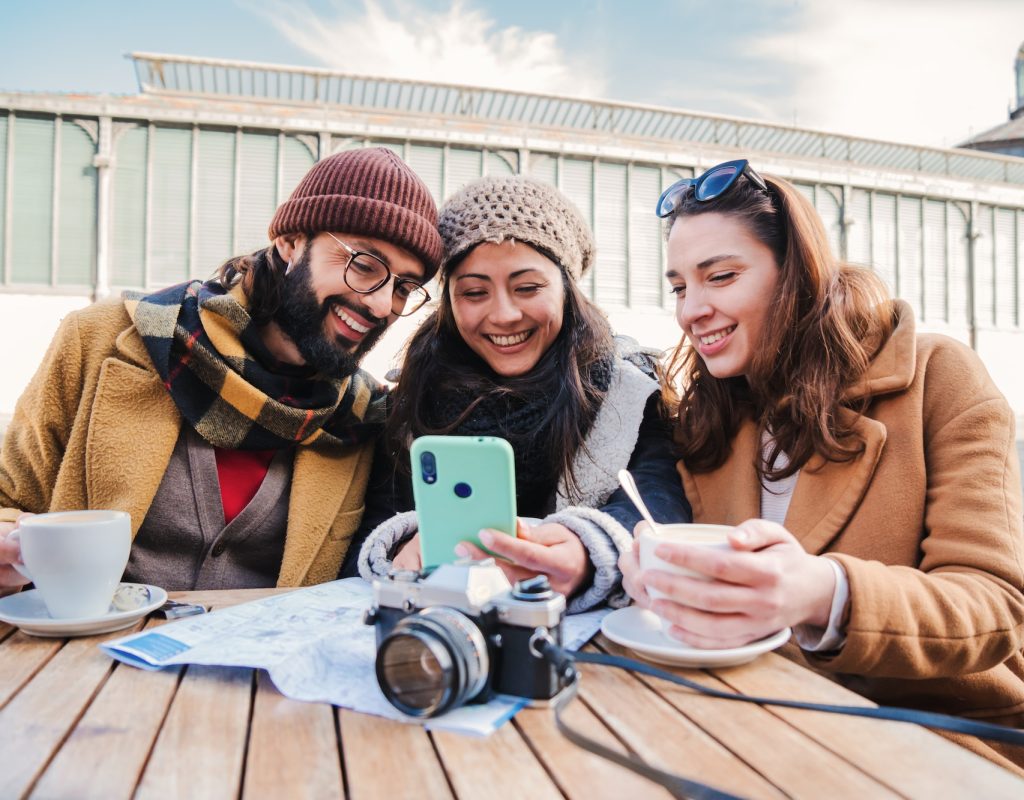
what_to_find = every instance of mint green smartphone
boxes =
[410,435,517,568]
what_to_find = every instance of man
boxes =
[0,147,442,592]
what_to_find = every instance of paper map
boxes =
[101,578,608,737]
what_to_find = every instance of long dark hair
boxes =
[215,236,312,325]
[386,248,615,500]
[663,174,895,480]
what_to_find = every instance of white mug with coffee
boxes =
[9,510,131,619]
[639,523,735,638]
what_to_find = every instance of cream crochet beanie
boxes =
[437,175,596,280]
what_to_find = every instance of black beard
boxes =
[273,251,388,377]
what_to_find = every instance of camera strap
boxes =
[538,640,1024,799]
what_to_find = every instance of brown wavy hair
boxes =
[663,173,895,480]
[385,246,615,500]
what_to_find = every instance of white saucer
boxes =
[601,606,791,668]
[0,583,167,638]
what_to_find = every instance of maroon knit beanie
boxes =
[268,147,443,278]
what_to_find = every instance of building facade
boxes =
[2,52,1024,422]
[962,40,1024,158]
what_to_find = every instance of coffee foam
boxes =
[23,510,124,527]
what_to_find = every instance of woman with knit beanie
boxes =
[344,175,690,611]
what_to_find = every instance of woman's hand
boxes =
[392,533,423,572]
[641,519,837,649]
[455,519,590,598]
[619,521,652,608]
[0,514,33,594]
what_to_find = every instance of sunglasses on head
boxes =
[655,159,769,218]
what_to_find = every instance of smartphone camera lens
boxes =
[421,451,437,484]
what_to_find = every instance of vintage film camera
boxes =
[363,559,568,717]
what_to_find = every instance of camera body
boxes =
[364,559,567,717]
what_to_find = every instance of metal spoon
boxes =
[617,469,661,534]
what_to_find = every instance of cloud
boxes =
[752,0,1024,148]
[249,0,606,98]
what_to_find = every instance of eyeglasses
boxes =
[655,159,769,218]
[325,232,431,317]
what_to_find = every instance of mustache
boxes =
[321,296,387,330]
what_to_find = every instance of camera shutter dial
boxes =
[512,575,554,601]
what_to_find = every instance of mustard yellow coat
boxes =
[0,300,373,587]
[679,303,1024,772]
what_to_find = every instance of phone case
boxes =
[410,435,517,568]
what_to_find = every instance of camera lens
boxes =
[420,451,437,485]
[376,607,489,717]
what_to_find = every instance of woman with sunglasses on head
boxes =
[620,160,1024,773]
[343,175,691,611]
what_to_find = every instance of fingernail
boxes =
[454,544,469,557]
[733,529,749,544]
[478,530,493,547]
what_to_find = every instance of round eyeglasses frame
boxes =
[325,232,431,317]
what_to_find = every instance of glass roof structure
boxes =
[129,51,1024,188]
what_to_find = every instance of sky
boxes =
[1,0,1022,149]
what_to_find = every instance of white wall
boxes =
[0,294,92,424]
[975,330,1024,418]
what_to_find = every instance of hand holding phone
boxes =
[454,519,590,599]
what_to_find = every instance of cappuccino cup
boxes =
[9,510,131,619]
[638,523,735,637]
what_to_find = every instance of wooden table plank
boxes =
[168,588,292,608]
[576,650,786,799]
[29,619,180,800]
[7,585,1020,800]
[242,672,345,800]
[599,639,897,799]
[0,631,120,798]
[432,722,564,800]
[134,665,253,800]
[513,698,676,800]
[0,631,62,709]
[340,709,454,800]
[713,653,1024,798]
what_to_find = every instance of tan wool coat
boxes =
[679,303,1024,772]
[0,299,373,587]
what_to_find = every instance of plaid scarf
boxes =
[125,280,386,451]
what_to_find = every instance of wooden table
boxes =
[2,588,1022,799]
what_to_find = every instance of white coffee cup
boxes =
[638,523,735,637]
[9,510,131,619]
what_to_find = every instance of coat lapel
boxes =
[784,410,887,554]
[680,412,887,555]
[86,327,181,537]
[783,301,912,554]
[681,417,761,525]
[278,444,368,586]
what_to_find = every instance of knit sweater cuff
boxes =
[544,507,633,613]
[357,510,419,580]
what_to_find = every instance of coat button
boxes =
[212,542,226,557]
